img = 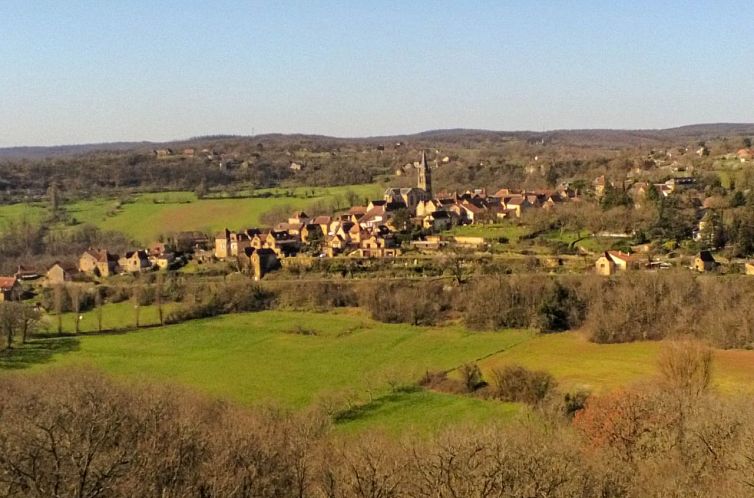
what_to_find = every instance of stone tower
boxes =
[417,150,432,196]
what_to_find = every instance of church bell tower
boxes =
[417,150,432,197]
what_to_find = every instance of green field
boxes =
[43,301,180,333]
[6,309,754,434]
[9,310,529,434]
[478,331,754,395]
[0,184,381,244]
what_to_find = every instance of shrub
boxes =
[536,281,585,332]
[458,363,485,393]
[491,364,557,405]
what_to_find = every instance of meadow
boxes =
[5,308,754,434]
[0,183,382,244]
[12,310,529,434]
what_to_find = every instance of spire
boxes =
[417,150,432,196]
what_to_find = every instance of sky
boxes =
[1,0,753,146]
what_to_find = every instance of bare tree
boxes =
[68,285,82,334]
[52,284,64,334]
[132,285,142,328]
[18,304,41,343]
[0,302,18,349]
[657,339,713,397]
[155,273,165,326]
[95,286,104,333]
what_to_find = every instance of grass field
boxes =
[43,301,180,334]
[0,184,382,244]
[5,309,754,433]
[8,310,529,434]
[478,331,754,395]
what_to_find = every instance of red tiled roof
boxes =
[0,276,18,290]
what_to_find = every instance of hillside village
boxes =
[7,140,754,300]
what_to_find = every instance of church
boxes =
[383,150,433,212]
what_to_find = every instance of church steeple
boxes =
[417,150,432,196]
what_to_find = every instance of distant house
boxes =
[229,232,251,256]
[595,250,643,275]
[119,250,151,273]
[15,265,40,280]
[46,262,78,285]
[737,149,753,162]
[154,148,174,158]
[79,249,119,277]
[251,248,279,280]
[0,276,22,301]
[325,234,347,256]
[288,211,309,225]
[595,253,616,276]
[423,210,452,231]
[357,234,400,258]
[150,252,175,270]
[694,251,717,272]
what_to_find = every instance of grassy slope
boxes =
[47,301,180,333]
[18,310,529,433]
[0,184,381,244]
[5,310,754,433]
[478,331,754,395]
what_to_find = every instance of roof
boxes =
[49,261,78,272]
[460,202,485,214]
[83,249,117,263]
[606,250,639,263]
[0,276,18,290]
[312,215,332,225]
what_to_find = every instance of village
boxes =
[3,145,754,306]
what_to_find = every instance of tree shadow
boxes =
[0,337,81,370]
[334,386,421,423]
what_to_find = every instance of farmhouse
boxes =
[46,262,78,285]
[595,254,616,276]
[694,251,717,272]
[79,249,119,277]
[0,276,22,301]
[119,251,151,273]
[595,251,644,275]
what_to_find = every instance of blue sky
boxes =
[1,1,753,146]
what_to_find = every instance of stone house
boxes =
[357,235,400,258]
[230,232,251,257]
[79,249,119,277]
[119,251,151,273]
[214,229,232,259]
[694,251,717,272]
[46,262,78,285]
[595,251,643,275]
[422,210,452,231]
[595,253,616,276]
